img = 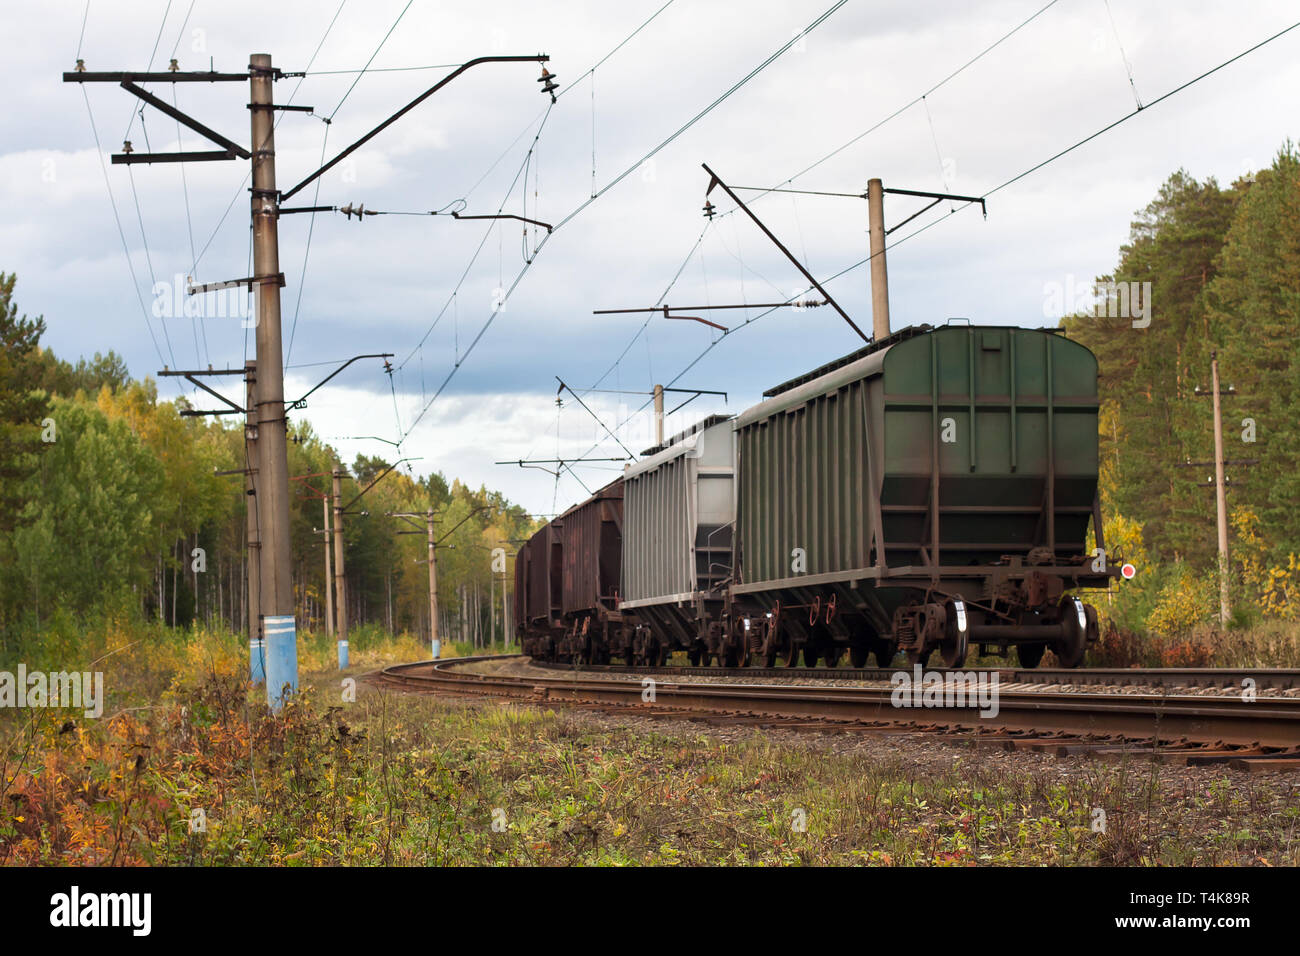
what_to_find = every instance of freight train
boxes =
[514,324,1120,669]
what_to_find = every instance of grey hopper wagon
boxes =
[619,414,737,665]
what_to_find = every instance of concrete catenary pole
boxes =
[244,360,263,683]
[323,493,334,638]
[653,384,665,447]
[502,562,509,651]
[1211,351,1231,625]
[250,53,298,706]
[332,466,348,665]
[427,509,441,658]
[867,178,890,340]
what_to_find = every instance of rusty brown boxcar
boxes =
[514,521,561,660]
[516,479,626,662]
[558,479,623,617]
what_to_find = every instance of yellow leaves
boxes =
[1231,505,1263,546]
[1146,567,1217,639]
[1088,510,1147,571]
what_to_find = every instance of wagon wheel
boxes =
[1017,642,1045,669]
[1054,598,1089,668]
[687,647,702,667]
[849,645,868,668]
[722,647,740,667]
[937,600,969,668]
[873,639,898,668]
[905,647,932,668]
[823,646,842,669]
[939,636,967,669]
[783,642,802,668]
[763,646,779,667]
[803,645,820,668]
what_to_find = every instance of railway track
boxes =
[532,660,1300,690]
[371,656,1300,772]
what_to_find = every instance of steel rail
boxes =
[372,657,1300,750]
[530,661,1300,690]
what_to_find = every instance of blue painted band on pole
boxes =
[337,639,349,670]
[262,614,298,709]
[249,638,266,684]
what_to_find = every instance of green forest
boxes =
[0,279,536,667]
[1063,143,1300,662]
[1,144,1299,670]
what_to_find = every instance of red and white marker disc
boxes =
[1120,563,1136,580]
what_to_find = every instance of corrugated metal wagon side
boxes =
[732,324,1117,669]
[620,415,736,664]
[544,479,627,663]
[515,521,563,658]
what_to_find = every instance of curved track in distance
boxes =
[371,656,1300,768]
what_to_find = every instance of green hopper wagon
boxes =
[731,323,1117,669]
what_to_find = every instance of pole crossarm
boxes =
[65,70,253,164]
[702,163,867,343]
[595,303,824,314]
[340,457,420,514]
[434,505,492,546]
[560,386,728,400]
[334,434,403,447]
[556,378,637,459]
[494,457,629,465]
[280,55,550,201]
[63,70,250,83]
[157,367,247,417]
[290,470,333,500]
[390,506,492,545]
[882,185,986,216]
[113,150,241,165]
[288,353,394,410]
[189,274,285,295]
[595,301,826,333]
[119,80,251,159]
[386,511,426,532]
[665,389,723,416]
[450,211,553,233]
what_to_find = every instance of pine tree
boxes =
[1205,144,1300,561]
[1063,170,1240,564]
[0,273,49,534]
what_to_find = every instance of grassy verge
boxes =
[2,642,1297,865]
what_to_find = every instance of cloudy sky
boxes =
[5,0,1299,518]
